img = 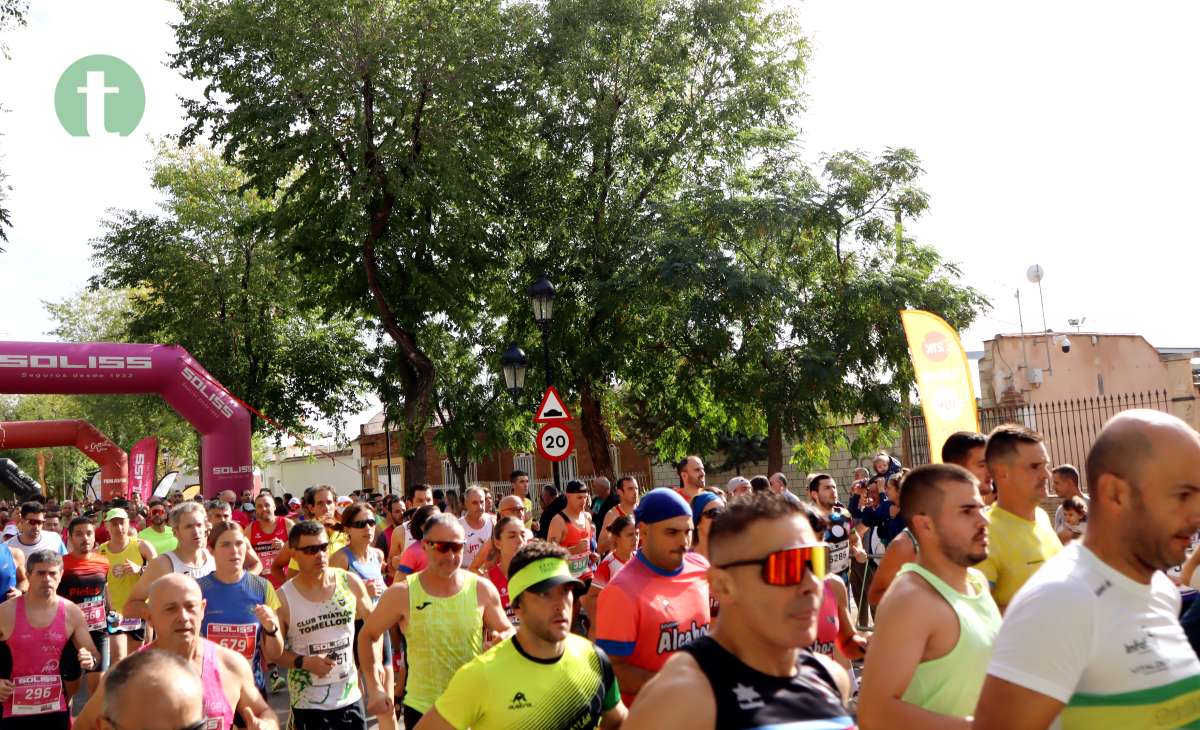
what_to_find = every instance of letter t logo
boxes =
[76,71,120,137]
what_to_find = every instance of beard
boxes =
[939,525,988,567]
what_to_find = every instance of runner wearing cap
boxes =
[690,492,725,560]
[594,488,711,707]
[625,493,853,729]
[546,480,595,628]
[98,507,157,664]
[414,540,626,730]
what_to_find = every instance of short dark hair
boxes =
[615,476,636,492]
[985,424,1044,466]
[708,493,804,564]
[67,516,94,536]
[509,470,528,482]
[507,540,569,607]
[807,474,833,493]
[409,484,431,499]
[749,475,770,493]
[288,520,325,548]
[1052,464,1080,485]
[432,489,445,500]
[20,501,44,518]
[148,498,167,509]
[607,514,634,536]
[408,504,441,542]
[303,485,335,506]
[942,431,987,466]
[898,463,977,531]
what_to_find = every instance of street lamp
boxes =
[529,276,556,326]
[500,344,529,404]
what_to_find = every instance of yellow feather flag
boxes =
[900,310,980,463]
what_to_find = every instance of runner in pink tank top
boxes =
[199,637,235,729]
[809,578,840,658]
[4,596,69,724]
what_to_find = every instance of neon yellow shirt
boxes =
[435,633,621,730]
[976,504,1062,610]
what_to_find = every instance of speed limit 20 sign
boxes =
[536,423,574,462]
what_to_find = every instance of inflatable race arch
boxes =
[0,419,127,500]
[0,342,251,499]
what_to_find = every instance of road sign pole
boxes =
[540,323,561,490]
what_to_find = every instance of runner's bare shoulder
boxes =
[625,651,716,729]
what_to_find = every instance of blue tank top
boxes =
[197,571,272,694]
[0,546,15,602]
[337,546,385,596]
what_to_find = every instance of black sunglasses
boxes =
[296,542,330,556]
[346,519,375,529]
[701,507,725,520]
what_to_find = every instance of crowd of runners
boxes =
[0,407,1196,728]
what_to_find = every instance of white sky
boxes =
[1,0,1198,439]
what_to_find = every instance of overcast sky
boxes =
[1,0,1198,438]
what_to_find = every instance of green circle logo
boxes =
[54,55,145,137]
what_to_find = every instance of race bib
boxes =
[81,598,106,631]
[307,637,353,684]
[10,674,62,716]
[254,543,278,571]
[117,615,143,632]
[567,553,589,578]
[828,540,850,575]
[207,622,257,661]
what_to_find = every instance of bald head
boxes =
[498,495,523,512]
[104,649,204,730]
[146,573,205,647]
[147,572,202,607]
[1086,410,1197,494]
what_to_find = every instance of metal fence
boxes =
[425,472,650,523]
[902,390,1172,483]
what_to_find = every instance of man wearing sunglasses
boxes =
[359,513,512,730]
[415,541,627,730]
[625,493,853,730]
[594,488,711,708]
[858,463,1000,728]
[140,499,178,556]
[6,501,67,561]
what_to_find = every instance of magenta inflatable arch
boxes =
[0,342,251,499]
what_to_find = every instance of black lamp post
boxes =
[502,275,561,490]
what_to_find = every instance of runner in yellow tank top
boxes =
[98,508,157,664]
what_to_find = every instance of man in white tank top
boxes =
[460,486,494,572]
[122,502,217,620]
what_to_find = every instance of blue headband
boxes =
[634,488,692,524]
[691,492,721,526]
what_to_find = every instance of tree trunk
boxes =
[767,412,783,475]
[579,380,615,481]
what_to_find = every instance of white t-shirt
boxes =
[6,530,67,559]
[987,542,1200,729]
[460,514,493,568]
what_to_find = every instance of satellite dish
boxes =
[1026,264,1044,283]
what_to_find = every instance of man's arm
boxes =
[546,514,566,545]
[244,547,263,576]
[597,510,618,555]
[868,533,916,607]
[478,575,514,645]
[857,578,969,730]
[223,647,280,730]
[66,602,101,671]
[973,677,1064,730]
[826,578,866,661]
[600,703,627,730]
[8,547,26,596]
[138,539,158,562]
[359,583,408,716]
[270,544,292,585]
[123,554,172,620]
[387,529,406,576]
[622,652,713,730]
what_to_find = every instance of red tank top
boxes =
[809,579,840,658]
[486,564,518,625]
[4,597,69,717]
[249,518,289,587]
[560,514,594,580]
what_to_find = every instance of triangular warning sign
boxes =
[534,386,573,423]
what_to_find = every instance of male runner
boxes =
[1050,463,1088,534]
[510,470,534,529]
[415,541,626,729]
[58,516,112,699]
[99,506,157,663]
[594,488,711,707]
[625,493,852,729]
[100,649,207,730]
[359,513,513,729]
[5,501,66,560]
[246,491,293,588]
[546,480,596,589]
[0,550,98,730]
[598,476,639,554]
[496,494,529,525]
[974,424,1061,612]
[675,455,707,503]
[859,464,1001,728]
[975,410,1200,729]
[75,573,278,730]
[770,472,804,506]
[139,498,178,555]
[869,430,990,606]
[124,501,216,619]
[0,530,27,603]
[460,486,494,571]
[807,474,866,584]
[274,521,375,729]
[271,485,346,584]
[376,495,406,556]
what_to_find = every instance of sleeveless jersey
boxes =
[249,518,289,588]
[100,538,145,617]
[58,553,110,632]
[166,549,216,580]
[3,597,69,718]
[459,515,493,569]
[684,635,854,729]
[198,638,235,730]
[198,571,280,697]
[337,546,386,598]
[486,564,516,625]
[281,569,360,710]
[138,525,177,556]
[592,552,628,591]
[808,579,840,658]
[0,545,15,603]
[560,514,594,580]
[403,571,483,714]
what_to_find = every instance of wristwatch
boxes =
[263,626,279,637]
[293,654,304,670]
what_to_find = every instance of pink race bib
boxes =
[10,674,63,716]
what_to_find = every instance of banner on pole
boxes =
[129,436,159,502]
[900,310,979,463]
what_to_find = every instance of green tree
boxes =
[0,0,29,248]
[171,0,533,484]
[89,144,368,436]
